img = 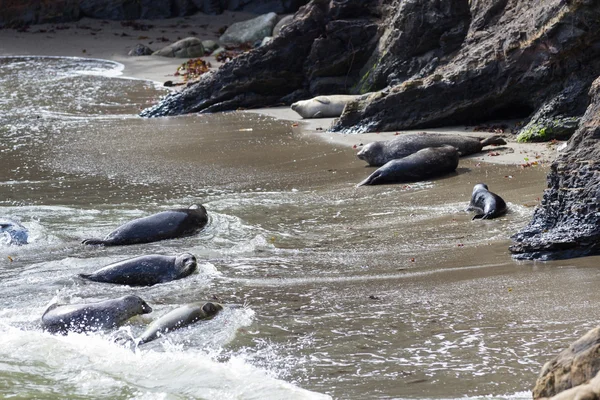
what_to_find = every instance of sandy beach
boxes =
[0,12,561,167]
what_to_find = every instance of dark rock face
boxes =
[509,77,600,261]
[333,0,600,133]
[140,0,382,117]
[533,327,600,399]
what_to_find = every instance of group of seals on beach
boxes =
[34,204,224,345]
[355,132,508,219]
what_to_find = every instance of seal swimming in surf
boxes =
[137,302,223,345]
[42,295,152,334]
[291,95,361,118]
[79,253,197,286]
[0,218,28,245]
[467,183,507,220]
[357,133,507,166]
[357,145,459,186]
[82,205,208,246]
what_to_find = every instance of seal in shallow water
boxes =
[137,302,223,345]
[291,95,361,118]
[357,133,507,166]
[82,204,208,246]
[0,218,28,245]
[357,145,459,186]
[467,183,507,220]
[79,253,197,286]
[42,295,152,334]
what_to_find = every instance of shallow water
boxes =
[1,56,599,399]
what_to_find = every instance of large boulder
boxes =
[510,76,600,260]
[219,12,278,47]
[533,327,600,399]
[153,37,205,58]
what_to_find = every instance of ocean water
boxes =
[1,56,599,399]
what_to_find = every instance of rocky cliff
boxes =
[509,76,600,260]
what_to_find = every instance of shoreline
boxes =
[0,14,561,167]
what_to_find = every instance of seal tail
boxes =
[81,238,105,246]
[78,273,93,280]
[480,135,507,147]
[357,171,382,187]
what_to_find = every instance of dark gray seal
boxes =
[79,253,197,287]
[42,295,152,334]
[357,133,507,166]
[137,302,223,345]
[357,145,459,186]
[467,183,508,220]
[82,204,208,246]
[0,218,28,245]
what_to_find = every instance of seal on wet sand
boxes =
[467,183,507,220]
[0,218,28,245]
[42,295,152,334]
[357,133,507,166]
[137,302,223,345]
[79,253,197,286]
[291,95,361,118]
[82,204,208,246]
[357,145,459,186]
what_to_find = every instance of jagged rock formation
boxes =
[533,327,600,399]
[140,0,381,116]
[510,76,600,260]
[0,0,309,27]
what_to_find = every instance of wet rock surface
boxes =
[533,327,600,399]
[510,77,600,260]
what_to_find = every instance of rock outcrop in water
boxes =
[509,76,600,261]
[533,327,600,400]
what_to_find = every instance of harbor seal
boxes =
[0,218,28,245]
[357,145,459,186]
[137,302,223,345]
[42,295,152,334]
[467,183,507,220]
[79,253,197,286]
[357,133,507,166]
[82,204,208,246]
[291,95,360,118]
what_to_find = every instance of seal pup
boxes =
[82,204,208,246]
[467,183,507,220]
[137,302,223,345]
[357,145,459,186]
[357,133,507,166]
[79,253,197,286]
[42,295,152,334]
[291,95,360,118]
[0,218,28,245]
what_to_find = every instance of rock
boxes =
[139,0,172,18]
[191,0,224,15]
[140,0,381,117]
[226,0,309,14]
[260,36,273,46]
[273,14,293,37]
[211,47,227,57]
[0,0,79,27]
[128,43,154,56]
[79,0,141,20]
[219,12,278,47]
[516,117,581,142]
[201,40,219,53]
[153,37,205,58]
[510,76,600,260]
[533,327,600,399]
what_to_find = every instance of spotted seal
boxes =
[357,133,507,166]
[137,302,223,345]
[42,295,152,334]
[79,253,197,286]
[291,95,361,118]
[467,183,507,220]
[82,204,208,246]
[0,218,28,245]
[357,145,459,186]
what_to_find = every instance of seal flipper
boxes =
[480,135,507,147]
[82,238,106,245]
[357,171,383,187]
